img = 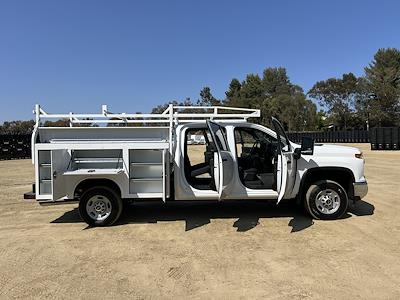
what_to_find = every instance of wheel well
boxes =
[299,167,355,200]
[74,179,121,199]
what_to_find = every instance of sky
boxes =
[0,0,399,122]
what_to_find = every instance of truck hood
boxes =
[313,143,361,157]
[291,142,361,156]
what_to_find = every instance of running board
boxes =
[39,200,79,206]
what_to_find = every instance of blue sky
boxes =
[0,0,399,122]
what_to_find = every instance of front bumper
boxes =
[353,180,368,199]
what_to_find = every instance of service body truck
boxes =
[27,104,368,226]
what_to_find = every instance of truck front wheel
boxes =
[79,186,123,226]
[305,180,348,220]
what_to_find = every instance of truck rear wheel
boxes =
[79,186,123,226]
[305,180,348,220]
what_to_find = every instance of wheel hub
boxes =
[94,201,106,213]
[86,195,112,221]
[315,189,340,215]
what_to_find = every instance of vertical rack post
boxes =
[168,104,173,154]
[166,104,173,199]
[69,112,73,127]
[162,149,166,202]
[32,104,40,164]
[35,104,40,126]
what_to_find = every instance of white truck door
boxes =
[51,149,70,201]
[272,117,291,204]
[206,120,234,199]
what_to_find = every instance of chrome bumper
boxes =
[353,180,368,199]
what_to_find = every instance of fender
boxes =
[297,167,355,203]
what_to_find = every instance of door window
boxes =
[272,117,291,153]
[207,121,229,151]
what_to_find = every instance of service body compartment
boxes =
[34,140,169,202]
[129,149,166,200]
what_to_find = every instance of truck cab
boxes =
[175,119,368,220]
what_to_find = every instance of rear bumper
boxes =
[353,180,368,199]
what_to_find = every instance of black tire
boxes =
[304,180,348,220]
[78,186,123,226]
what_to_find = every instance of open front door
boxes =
[206,120,234,199]
[272,117,292,204]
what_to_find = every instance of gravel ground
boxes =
[0,143,399,299]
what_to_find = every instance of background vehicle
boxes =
[27,104,368,226]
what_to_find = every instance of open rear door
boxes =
[206,120,234,199]
[272,117,291,204]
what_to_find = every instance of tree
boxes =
[353,77,373,129]
[151,67,320,131]
[308,73,360,129]
[262,67,293,96]
[223,67,317,130]
[262,93,317,131]
[364,48,400,126]
[198,87,221,106]
[225,79,241,105]
[238,74,264,109]
[0,120,35,134]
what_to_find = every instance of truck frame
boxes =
[27,104,368,226]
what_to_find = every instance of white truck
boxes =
[27,104,368,226]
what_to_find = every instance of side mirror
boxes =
[300,137,314,155]
[294,137,315,159]
[293,147,302,160]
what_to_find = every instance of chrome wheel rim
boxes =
[315,189,340,215]
[86,195,112,221]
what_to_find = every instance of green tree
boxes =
[263,94,317,131]
[316,110,329,130]
[223,67,318,130]
[239,74,264,105]
[225,78,241,106]
[308,73,360,129]
[364,48,400,126]
[152,67,319,131]
[353,77,372,129]
[262,67,293,96]
[198,87,221,106]
[0,120,35,134]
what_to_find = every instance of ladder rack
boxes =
[33,104,260,127]
[31,104,260,163]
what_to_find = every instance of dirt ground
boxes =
[0,143,399,299]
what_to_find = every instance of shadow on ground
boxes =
[51,199,374,232]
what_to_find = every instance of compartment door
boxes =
[52,149,70,201]
[206,121,234,199]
